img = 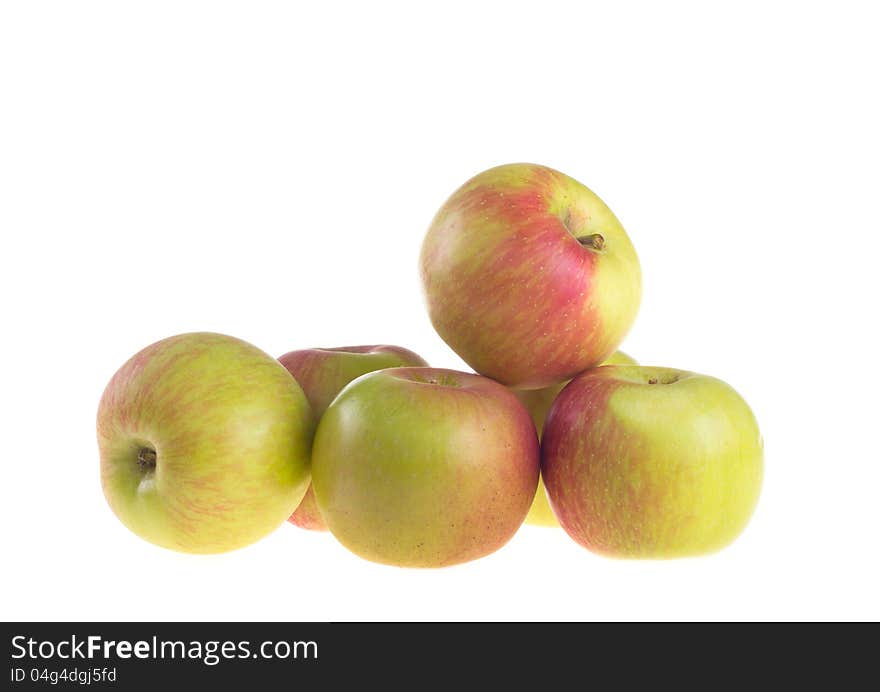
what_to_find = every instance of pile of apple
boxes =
[97,163,763,566]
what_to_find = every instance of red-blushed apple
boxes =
[542,365,764,558]
[97,332,314,554]
[420,163,641,389]
[311,367,540,567]
[514,350,637,528]
[278,345,428,530]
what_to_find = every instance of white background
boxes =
[1,2,878,622]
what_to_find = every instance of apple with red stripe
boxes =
[278,345,428,531]
[513,350,637,528]
[542,365,764,558]
[311,367,540,567]
[97,332,314,554]
[420,163,641,390]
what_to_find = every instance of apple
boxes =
[514,350,637,528]
[542,365,763,558]
[420,163,641,389]
[311,367,540,567]
[97,332,313,554]
[278,345,428,530]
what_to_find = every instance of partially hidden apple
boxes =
[97,332,313,554]
[420,163,641,389]
[278,345,428,530]
[311,367,540,567]
[514,350,637,528]
[542,365,763,558]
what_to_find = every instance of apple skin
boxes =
[97,332,314,554]
[311,367,540,567]
[420,163,641,390]
[542,365,764,558]
[278,345,428,530]
[514,350,637,528]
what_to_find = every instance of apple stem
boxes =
[137,447,157,472]
[577,233,605,251]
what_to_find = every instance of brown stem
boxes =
[577,233,605,251]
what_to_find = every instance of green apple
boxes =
[97,332,313,554]
[311,367,540,567]
[514,350,637,528]
[278,345,428,530]
[420,162,641,389]
[541,365,764,558]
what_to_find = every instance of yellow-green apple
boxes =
[311,367,540,567]
[420,163,641,389]
[97,332,313,554]
[514,350,637,528]
[278,345,428,531]
[542,365,763,558]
